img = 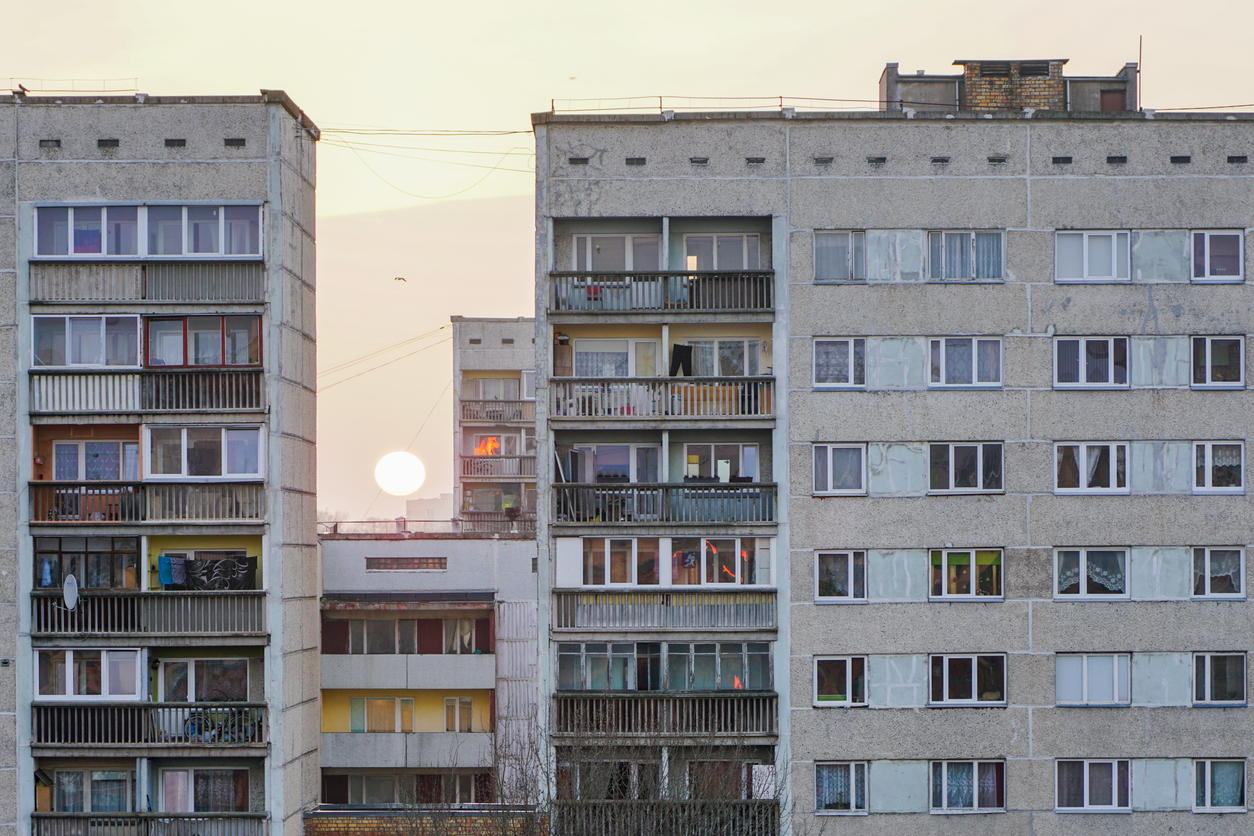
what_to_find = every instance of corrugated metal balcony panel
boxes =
[30,263,143,302]
[30,372,141,413]
[144,262,265,302]
[552,589,777,631]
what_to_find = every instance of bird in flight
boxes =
[394,277,407,282]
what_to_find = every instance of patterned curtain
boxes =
[1211,762,1245,807]
[817,764,851,810]
[946,762,974,808]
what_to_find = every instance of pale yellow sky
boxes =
[8,0,1254,516]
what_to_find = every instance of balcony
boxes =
[30,368,265,414]
[552,590,777,631]
[322,653,496,690]
[31,591,266,637]
[321,731,494,769]
[461,510,536,534]
[30,482,265,524]
[552,378,773,422]
[552,801,778,836]
[460,399,536,423]
[549,271,773,315]
[32,702,267,751]
[32,813,268,836]
[554,483,776,525]
[30,261,264,303]
[461,455,537,479]
[553,692,777,741]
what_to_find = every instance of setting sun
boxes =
[373,451,426,496]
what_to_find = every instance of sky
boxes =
[8,0,1254,517]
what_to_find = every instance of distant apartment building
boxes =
[2,90,320,836]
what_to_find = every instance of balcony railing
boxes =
[30,261,264,303]
[552,692,777,739]
[33,813,268,836]
[31,590,266,636]
[552,378,773,419]
[553,590,777,631]
[461,400,536,422]
[30,368,264,414]
[461,510,536,534]
[32,702,267,747]
[554,483,776,524]
[549,271,774,314]
[552,801,778,836]
[461,455,537,479]
[30,482,265,524]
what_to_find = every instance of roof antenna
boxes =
[1138,35,1143,111]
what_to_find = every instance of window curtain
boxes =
[977,763,1003,808]
[945,340,973,384]
[946,762,974,808]
[1086,551,1126,594]
[977,340,1001,382]
[91,772,129,812]
[945,233,971,279]
[1208,550,1243,593]
[1056,762,1085,807]
[974,233,1002,278]
[574,351,627,377]
[55,772,85,812]
[817,764,852,810]
[1057,341,1080,383]
[1211,762,1246,807]
[193,769,249,812]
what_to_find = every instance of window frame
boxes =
[1192,336,1245,388]
[813,656,868,707]
[32,315,142,369]
[557,641,771,692]
[142,425,265,480]
[813,444,867,496]
[444,696,474,732]
[815,550,866,602]
[681,442,758,481]
[571,337,659,378]
[682,233,762,271]
[1054,442,1129,494]
[52,440,140,482]
[926,230,1005,282]
[572,233,662,271]
[1194,441,1245,494]
[1193,547,1245,599]
[348,696,416,733]
[34,204,263,259]
[1055,760,1131,812]
[813,338,865,388]
[1055,654,1132,706]
[928,337,1003,388]
[813,230,866,283]
[159,767,250,813]
[1194,760,1247,812]
[1053,337,1130,388]
[930,760,1005,813]
[34,536,140,590]
[156,657,250,703]
[35,648,142,701]
[815,762,868,814]
[53,768,136,813]
[581,537,661,587]
[929,654,1007,706]
[1192,230,1244,283]
[928,442,1004,494]
[145,315,263,369]
[1194,653,1247,706]
[929,549,1003,600]
[1054,231,1131,282]
[687,337,762,378]
[1054,548,1131,600]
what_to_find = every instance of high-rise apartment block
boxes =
[532,59,1252,832]
[2,90,320,836]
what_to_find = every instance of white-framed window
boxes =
[1055,337,1129,387]
[1055,442,1128,494]
[582,538,661,586]
[930,655,1006,705]
[684,233,761,271]
[32,316,140,367]
[349,696,416,733]
[471,433,523,457]
[683,443,758,480]
[665,642,771,691]
[1055,548,1129,599]
[558,760,662,801]
[1195,442,1244,493]
[1193,336,1244,388]
[814,657,867,707]
[160,768,250,812]
[927,231,1004,280]
[931,761,1005,812]
[814,231,866,282]
[53,440,140,481]
[929,338,1002,387]
[689,338,761,377]
[816,551,866,601]
[521,370,536,400]
[573,234,661,271]
[557,641,772,693]
[929,443,1003,493]
[36,648,140,700]
[54,769,134,813]
[35,205,262,259]
[814,339,865,387]
[1195,760,1247,812]
[146,316,262,367]
[815,762,867,813]
[445,696,474,732]
[930,549,1003,599]
[444,619,478,654]
[1194,548,1244,598]
[469,378,521,401]
[1195,653,1246,705]
[814,444,866,495]
[158,658,249,702]
[1193,231,1243,282]
[1056,654,1131,705]
[671,537,770,587]
[143,425,263,479]
[572,338,659,378]
[1056,760,1130,811]
[568,444,660,483]
[1055,231,1130,281]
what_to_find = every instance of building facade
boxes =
[533,59,1252,833]
[2,90,320,836]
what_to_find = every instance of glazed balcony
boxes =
[460,399,536,423]
[552,801,778,836]
[551,378,774,421]
[30,368,265,414]
[31,590,266,637]
[30,481,264,524]
[552,589,777,631]
[460,455,537,479]
[552,692,777,742]
[31,702,267,750]
[553,483,776,525]
[32,813,268,836]
[549,271,773,315]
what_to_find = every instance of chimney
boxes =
[957,60,1068,111]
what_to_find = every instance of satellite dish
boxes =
[63,574,78,611]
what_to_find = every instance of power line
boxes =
[322,139,534,174]
[318,336,451,392]
[332,141,526,200]
[323,138,535,156]
[360,379,453,519]
[319,325,450,378]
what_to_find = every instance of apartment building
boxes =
[532,59,1252,833]
[2,91,320,836]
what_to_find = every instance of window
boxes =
[1055,337,1129,387]
[929,443,1002,493]
[931,761,1004,812]
[670,537,769,586]
[158,658,249,702]
[1195,654,1246,705]
[572,338,658,378]
[1055,549,1129,599]
[1195,442,1244,493]
[1194,548,1244,598]
[814,339,865,387]
[683,443,758,480]
[582,538,660,585]
[814,231,866,281]
[36,649,140,700]
[1055,232,1130,281]
[444,619,477,654]
[1195,761,1246,812]
[160,768,249,812]
[930,655,1005,705]
[1193,231,1243,281]
[349,696,416,733]
[146,316,261,367]
[667,643,771,691]
[558,642,770,692]
[816,551,866,601]
[144,426,263,479]
[1193,337,1244,387]
[323,617,488,655]
[930,549,1002,599]
[1056,655,1131,705]
[53,441,140,481]
[689,338,761,377]
[445,696,474,732]
[468,378,520,401]
[36,205,261,258]
[559,761,661,801]
[35,536,138,590]
[814,444,866,495]
[929,338,1002,386]
[54,770,134,813]
[568,444,660,483]
[33,316,140,367]
[816,763,866,813]
[1055,443,1128,493]
[814,657,867,706]
[573,234,660,271]
[1056,760,1130,811]
[684,234,761,271]
[927,231,1004,280]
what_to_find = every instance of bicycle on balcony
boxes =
[181,693,260,743]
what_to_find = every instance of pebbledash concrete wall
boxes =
[533,109,1253,833]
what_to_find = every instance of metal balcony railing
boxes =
[460,400,536,422]
[552,800,778,836]
[32,702,267,747]
[554,483,776,524]
[32,813,268,836]
[551,378,773,419]
[29,261,264,303]
[552,692,777,739]
[461,455,537,478]
[30,368,264,414]
[552,590,777,630]
[460,511,536,534]
[31,590,266,636]
[30,481,265,524]
[549,271,774,313]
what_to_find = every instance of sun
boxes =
[374,452,426,496]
